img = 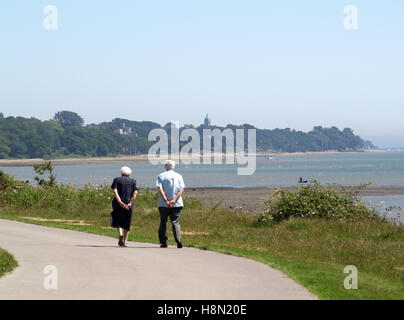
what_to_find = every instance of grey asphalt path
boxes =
[0,219,316,300]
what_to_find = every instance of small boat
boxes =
[298,177,308,184]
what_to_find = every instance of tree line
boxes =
[0,111,374,159]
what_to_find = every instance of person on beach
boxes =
[156,160,185,248]
[111,166,138,247]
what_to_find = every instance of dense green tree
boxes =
[0,112,374,159]
[54,111,84,128]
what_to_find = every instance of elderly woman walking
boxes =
[110,166,138,247]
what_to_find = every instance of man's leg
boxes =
[169,207,182,244]
[158,207,169,245]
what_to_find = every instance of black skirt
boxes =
[110,199,133,230]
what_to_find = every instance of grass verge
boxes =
[1,205,403,299]
[0,247,18,278]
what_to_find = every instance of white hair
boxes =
[120,166,132,176]
[165,160,175,171]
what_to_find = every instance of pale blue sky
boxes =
[1,1,403,146]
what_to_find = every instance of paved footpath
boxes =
[0,219,316,300]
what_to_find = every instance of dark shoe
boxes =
[177,241,183,249]
[160,243,168,248]
[118,236,124,247]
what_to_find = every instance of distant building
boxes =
[204,114,211,127]
[114,121,135,136]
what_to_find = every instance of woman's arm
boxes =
[128,190,138,208]
[113,189,129,210]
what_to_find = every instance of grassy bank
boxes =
[1,209,403,299]
[0,170,403,299]
[0,248,18,278]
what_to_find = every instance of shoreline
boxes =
[0,155,150,166]
[186,186,404,213]
[0,149,391,166]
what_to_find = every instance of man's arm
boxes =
[157,186,172,207]
[169,188,184,207]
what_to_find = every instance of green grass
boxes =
[1,204,403,299]
[1,170,403,299]
[0,248,18,278]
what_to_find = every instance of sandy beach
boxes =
[186,186,404,213]
[0,155,150,166]
[0,150,388,166]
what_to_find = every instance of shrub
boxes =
[33,161,56,187]
[0,168,203,215]
[0,169,25,191]
[256,181,379,225]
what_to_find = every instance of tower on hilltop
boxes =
[204,114,211,127]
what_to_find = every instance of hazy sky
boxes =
[1,1,403,146]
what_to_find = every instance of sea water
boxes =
[1,152,403,188]
[1,152,404,220]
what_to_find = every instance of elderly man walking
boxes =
[156,160,185,248]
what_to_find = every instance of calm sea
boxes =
[1,152,404,221]
[361,195,404,223]
[1,152,403,188]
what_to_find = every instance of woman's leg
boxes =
[117,228,124,246]
[123,229,129,246]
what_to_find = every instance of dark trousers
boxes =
[158,206,183,244]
